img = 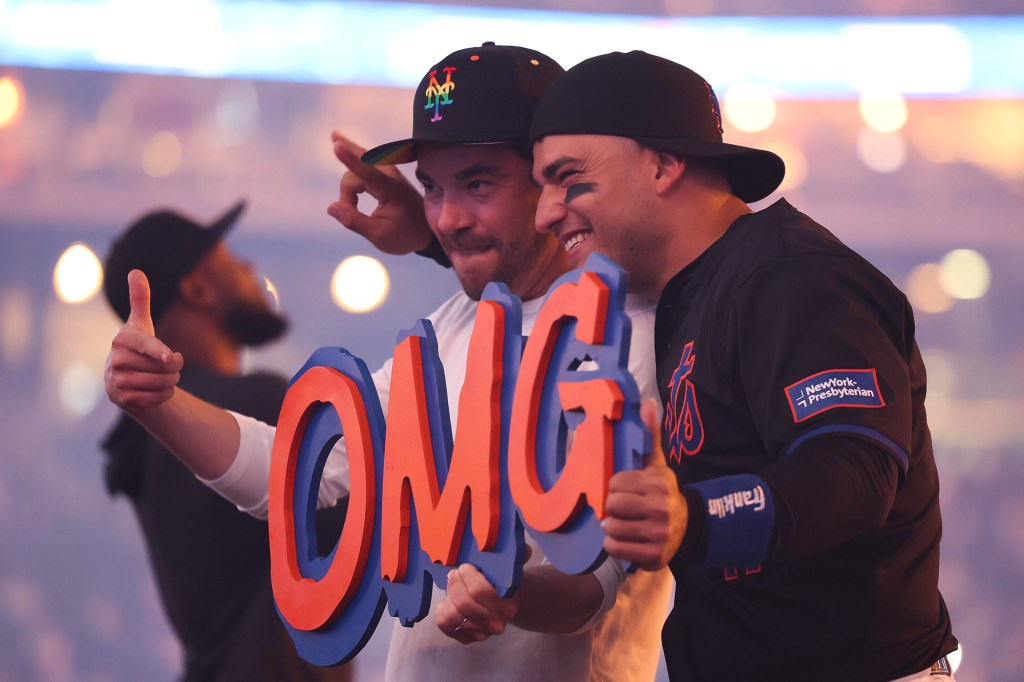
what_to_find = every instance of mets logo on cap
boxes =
[425,66,457,122]
[704,82,724,134]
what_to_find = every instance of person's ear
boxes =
[653,151,686,195]
[176,268,216,310]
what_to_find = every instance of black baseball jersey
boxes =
[655,200,957,681]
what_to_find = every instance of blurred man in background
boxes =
[100,201,350,681]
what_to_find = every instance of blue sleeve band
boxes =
[784,423,910,474]
[684,474,776,568]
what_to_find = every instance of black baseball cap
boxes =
[530,51,785,203]
[362,42,564,165]
[103,200,246,324]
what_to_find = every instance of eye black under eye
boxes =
[565,183,595,203]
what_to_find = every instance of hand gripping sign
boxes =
[268,254,650,665]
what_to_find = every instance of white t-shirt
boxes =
[206,290,672,681]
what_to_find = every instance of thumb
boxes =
[127,269,155,336]
[640,398,669,469]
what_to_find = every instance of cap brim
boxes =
[208,199,246,239]
[363,134,532,167]
[634,136,785,202]
[362,139,417,166]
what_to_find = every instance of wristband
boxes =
[684,474,775,568]
[415,235,452,268]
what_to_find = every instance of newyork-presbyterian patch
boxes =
[784,368,884,422]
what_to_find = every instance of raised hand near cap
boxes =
[601,399,689,571]
[104,269,184,412]
[326,132,434,255]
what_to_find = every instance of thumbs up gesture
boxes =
[104,270,184,412]
[602,399,689,571]
[326,132,434,255]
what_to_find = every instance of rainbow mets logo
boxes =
[665,340,704,462]
[425,67,457,122]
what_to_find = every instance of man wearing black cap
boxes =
[104,45,671,680]
[530,51,959,681]
[101,202,349,682]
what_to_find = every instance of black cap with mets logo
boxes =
[529,50,785,203]
[362,42,564,166]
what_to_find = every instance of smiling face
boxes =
[532,134,669,298]
[416,143,567,301]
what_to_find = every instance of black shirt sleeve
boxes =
[731,252,914,464]
[759,432,900,563]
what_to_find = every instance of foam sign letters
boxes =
[267,254,649,666]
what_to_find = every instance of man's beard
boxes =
[224,301,289,347]
[443,231,549,301]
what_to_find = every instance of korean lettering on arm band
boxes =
[684,474,775,568]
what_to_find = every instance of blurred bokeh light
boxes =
[0,75,25,128]
[859,88,908,133]
[939,248,991,300]
[722,82,777,133]
[331,255,390,313]
[906,263,954,314]
[53,243,103,304]
[141,130,182,177]
[856,128,907,173]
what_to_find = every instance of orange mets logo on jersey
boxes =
[665,340,704,462]
[425,67,457,121]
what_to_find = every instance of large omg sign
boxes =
[267,254,649,665]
